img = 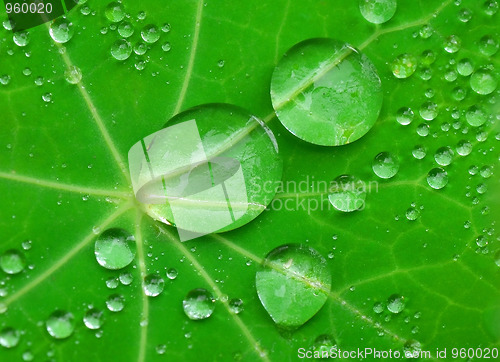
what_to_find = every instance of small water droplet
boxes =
[228,298,244,314]
[434,146,454,166]
[119,272,133,285]
[46,310,75,339]
[404,339,422,358]
[106,277,119,289]
[444,35,461,53]
[64,66,82,84]
[105,2,125,23]
[387,294,405,313]
[183,288,215,320]
[359,0,397,24]
[478,35,499,56]
[470,67,497,95]
[166,268,178,280]
[0,327,20,348]
[156,344,167,355]
[419,24,433,38]
[42,92,52,103]
[466,105,487,127]
[480,165,493,178]
[94,228,136,270]
[427,168,448,189]
[458,8,472,22]
[457,58,474,76]
[396,107,414,125]
[416,123,429,137]
[391,53,417,78]
[49,19,74,44]
[13,31,30,47]
[406,206,420,221]
[118,21,134,38]
[111,39,132,60]
[22,350,34,361]
[419,101,438,121]
[106,294,125,312]
[141,24,160,43]
[372,151,399,179]
[412,145,426,159]
[373,301,384,314]
[161,42,171,52]
[0,249,26,274]
[144,274,165,297]
[456,140,472,156]
[134,41,148,55]
[328,174,366,212]
[83,308,104,329]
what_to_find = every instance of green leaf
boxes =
[1,0,499,360]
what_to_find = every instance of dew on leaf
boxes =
[46,310,75,339]
[478,35,499,56]
[141,24,160,43]
[434,146,454,166]
[372,152,399,179]
[328,174,366,212]
[228,298,244,314]
[406,207,420,221]
[183,288,215,320]
[166,268,178,280]
[144,274,165,297]
[105,2,125,23]
[444,69,458,82]
[373,302,384,314]
[156,344,167,355]
[255,244,331,328]
[495,251,500,267]
[416,123,429,137]
[466,105,487,127]
[484,0,499,15]
[427,168,448,189]
[106,277,119,289]
[451,86,466,101]
[22,350,34,361]
[161,42,171,52]
[391,54,417,79]
[358,0,396,24]
[404,339,422,358]
[106,294,125,312]
[312,334,337,356]
[0,249,26,274]
[418,67,432,81]
[21,240,32,250]
[119,272,133,285]
[13,31,29,47]
[443,35,461,53]
[49,19,74,44]
[480,165,493,178]
[420,50,435,65]
[476,235,488,247]
[396,107,414,125]
[458,8,472,22]
[83,308,104,329]
[270,38,382,146]
[94,228,136,270]
[42,92,52,103]
[419,24,433,39]
[470,68,497,95]
[457,58,474,76]
[111,39,132,60]
[64,66,82,84]
[134,42,148,55]
[387,294,405,314]
[161,23,171,32]
[456,140,472,156]
[419,101,438,121]
[118,21,134,38]
[0,327,20,348]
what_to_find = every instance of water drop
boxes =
[456,140,472,156]
[444,69,458,82]
[406,207,420,221]
[137,11,146,20]
[470,68,497,95]
[13,31,30,47]
[161,23,171,32]
[217,60,225,68]
[312,334,337,356]
[419,24,433,39]
[420,50,435,65]
[134,42,148,55]
[255,244,331,328]
[135,59,146,71]
[479,35,499,56]
[391,54,417,78]
[359,0,397,24]
[427,168,448,189]
[466,105,487,127]
[270,38,382,146]
[372,152,399,179]
[412,145,426,159]
[106,294,125,312]
[458,8,472,22]
[141,24,160,43]
[416,123,429,137]
[21,240,32,250]
[373,302,384,314]
[144,274,164,297]
[457,58,474,76]
[434,146,454,166]
[484,0,499,15]
[118,21,134,38]
[0,249,26,274]
[444,35,461,53]
[49,19,74,43]
[111,39,132,60]
[0,327,20,348]
[105,2,125,22]
[94,228,136,270]
[156,344,167,355]
[469,165,479,175]
[42,92,52,103]
[328,174,366,212]
[22,350,33,361]
[46,310,75,339]
[183,288,215,320]
[166,268,178,280]
[161,42,171,52]
[480,165,493,178]
[495,251,500,267]
[452,86,467,101]
[419,101,438,120]
[396,107,414,125]
[119,272,133,285]
[387,294,405,313]
[404,340,422,358]
[64,66,82,84]
[106,277,119,289]
[83,308,104,329]
[228,298,244,314]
